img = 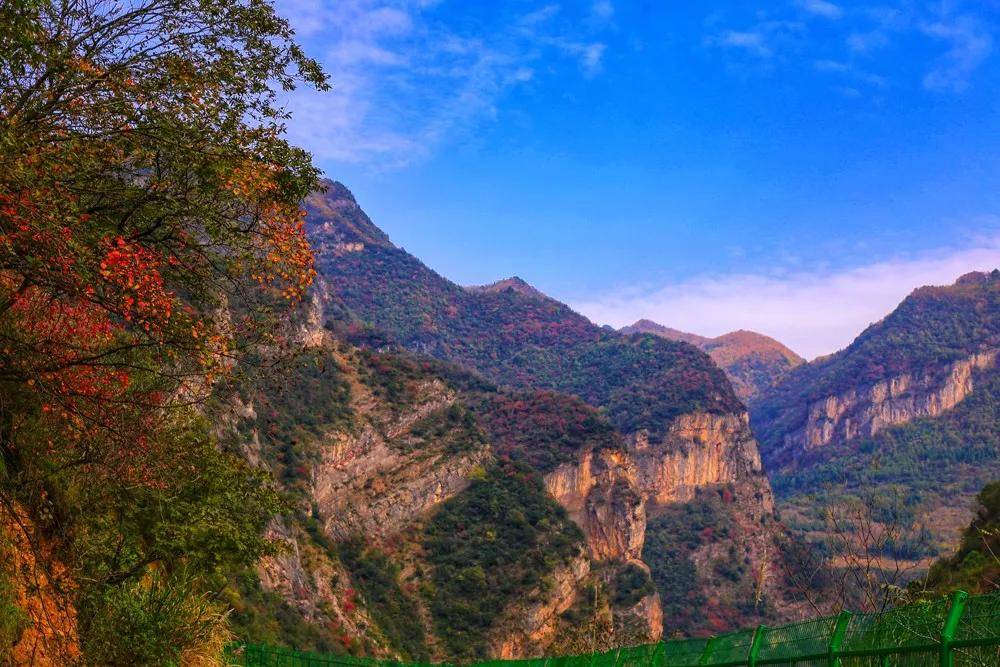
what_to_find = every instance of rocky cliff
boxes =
[753,271,1000,470]
[784,350,997,453]
[545,411,772,562]
[312,376,490,541]
[750,271,1000,570]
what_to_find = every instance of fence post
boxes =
[939,590,968,667]
[651,640,666,667]
[697,637,715,666]
[826,610,851,667]
[747,626,766,667]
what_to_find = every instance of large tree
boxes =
[0,1,327,662]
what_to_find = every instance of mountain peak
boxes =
[303,180,393,248]
[620,320,711,346]
[620,320,802,400]
[467,276,550,301]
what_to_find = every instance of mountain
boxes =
[620,320,712,347]
[305,181,744,442]
[620,321,804,401]
[751,271,1000,549]
[223,180,819,657]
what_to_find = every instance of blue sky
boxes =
[275,0,1000,358]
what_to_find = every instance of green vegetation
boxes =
[753,270,1000,466]
[473,390,620,473]
[772,370,1000,550]
[337,539,428,661]
[609,562,656,609]
[405,404,486,456]
[227,349,354,496]
[308,211,742,442]
[421,461,584,661]
[1,0,328,660]
[918,480,1000,596]
[643,488,750,635]
[227,572,344,655]
[0,533,27,653]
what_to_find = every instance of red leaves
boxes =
[99,237,174,330]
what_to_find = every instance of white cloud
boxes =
[922,15,994,93]
[847,30,889,53]
[797,0,843,20]
[707,30,773,57]
[591,1,614,22]
[705,2,996,96]
[275,0,612,168]
[571,238,1000,360]
[813,59,887,87]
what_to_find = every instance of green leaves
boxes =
[420,461,584,661]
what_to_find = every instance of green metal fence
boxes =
[228,590,1000,667]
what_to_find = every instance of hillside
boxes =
[216,324,811,658]
[916,480,1000,597]
[751,271,1000,550]
[305,181,742,442]
[217,180,825,653]
[620,321,804,401]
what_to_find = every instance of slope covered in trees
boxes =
[752,271,1000,467]
[621,321,804,401]
[304,182,741,443]
[752,272,1000,559]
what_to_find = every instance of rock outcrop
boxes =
[313,379,489,540]
[546,410,772,563]
[785,350,997,452]
[492,554,592,659]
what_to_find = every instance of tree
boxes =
[0,0,327,662]
[780,489,932,615]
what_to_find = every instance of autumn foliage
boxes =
[0,0,327,662]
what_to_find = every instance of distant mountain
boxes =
[620,319,712,347]
[751,271,1000,549]
[621,321,804,401]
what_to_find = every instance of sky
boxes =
[273,0,1000,359]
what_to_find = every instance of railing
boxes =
[228,589,1000,667]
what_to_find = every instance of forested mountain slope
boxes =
[751,271,1000,550]
[621,321,804,401]
[216,181,822,656]
[304,182,742,442]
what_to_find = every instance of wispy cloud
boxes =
[797,0,843,20]
[275,0,611,168]
[704,1,997,97]
[572,236,1000,359]
[704,20,804,59]
[707,30,773,57]
[922,15,994,93]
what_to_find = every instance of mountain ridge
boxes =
[620,320,804,401]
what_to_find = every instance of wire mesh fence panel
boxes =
[837,598,949,667]
[590,647,623,667]
[616,642,663,667]
[953,590,1000,666]
[230,590,1000,667]
[662,637,710,667]
[544,655,577,667]
[700,628,756,666]
[756,615,839,667]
